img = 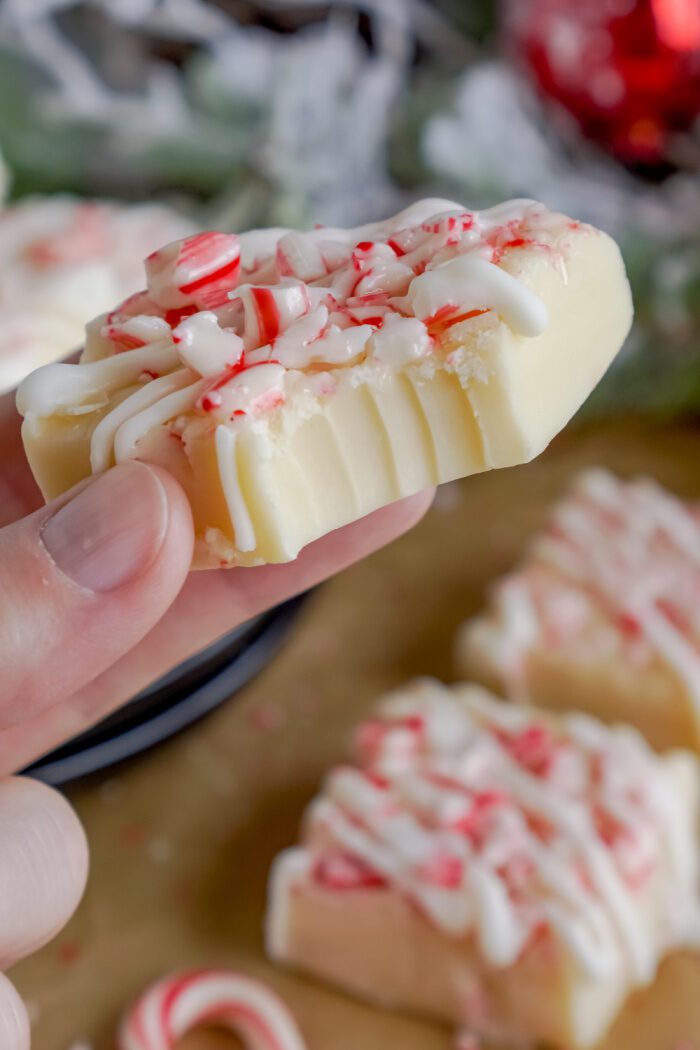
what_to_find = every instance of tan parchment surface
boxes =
[13,419,700,1050]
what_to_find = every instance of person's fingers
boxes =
[0,461,194,728]
[0,975,29,1050]
[0,488,434,773]
[151,486,437,656]
[0,778,88,969]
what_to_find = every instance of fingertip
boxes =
[0,778,88,967]
[0,975,29,1050]
[140,462,195,581]
[243,485,437,598]
[385,486,436,530]
[328,485,436,557]
[20,776,89,907]
[143,463,195,541]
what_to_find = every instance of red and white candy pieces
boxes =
[117,970,307,1050]
[145,232,241,312]
[17,199,632,568]
[459,469,700,753]
[267,680,700,1049]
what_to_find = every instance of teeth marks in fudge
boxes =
[17,197,632,569]
[296,683,699,981]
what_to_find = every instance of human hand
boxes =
[0,389,432,1047]
[0,391,433,772]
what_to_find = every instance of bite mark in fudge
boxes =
[17,200,631,567]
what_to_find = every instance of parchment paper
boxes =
[13,419,700,1050]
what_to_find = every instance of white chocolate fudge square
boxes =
[458,469,700,752]
[17,199,632,567]
[0,195,194,393]
[266,680,700,1049]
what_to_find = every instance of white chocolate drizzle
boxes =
[16,343,179,418]
[90,368,195,472]
[215,426,256,552]
[301,681,700,982]
[408,255,548,337]
[113,378,205,463]
[485,469,700,724]
[16,199,586,548]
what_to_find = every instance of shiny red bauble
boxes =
[503,0,700,175]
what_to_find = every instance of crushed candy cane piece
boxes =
[146,232,241,311]
[232,280,311,347]
[117,969,308,1050]
[103,314,171,353]
[173,311,243,377]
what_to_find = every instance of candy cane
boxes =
[117,970,308,1050]
[146,233,241,311]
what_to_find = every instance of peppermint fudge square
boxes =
[267,680,700,1049]
[0,195,193,393]
[17,199,632,567]
[458,469,700,752]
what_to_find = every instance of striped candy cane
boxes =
[145,232,241,311]
[117,970,308,1050]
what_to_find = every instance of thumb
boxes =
[0,460,193,728]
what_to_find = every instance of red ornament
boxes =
[503,0,700,174]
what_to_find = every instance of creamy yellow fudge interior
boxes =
[267,681,700,1049]
[17,198,632,567]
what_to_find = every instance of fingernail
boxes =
[41,463,169,592]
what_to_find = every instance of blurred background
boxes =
[7,8,700,1044]
[1,0,699,413]
[3,0,700,782]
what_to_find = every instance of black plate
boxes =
[26,596,305,786]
